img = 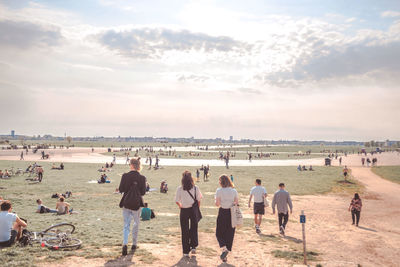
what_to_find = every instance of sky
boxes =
[0,0,399,141]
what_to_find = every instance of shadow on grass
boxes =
[104,253,134,267]
[337,180,355,184]
[282,235,302,244]
[357,226,377,232]
[217,263,235,267]
[171,255,199,266]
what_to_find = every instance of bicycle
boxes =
[22,222,82,250]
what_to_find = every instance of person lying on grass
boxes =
[56,197,73,215]
[36,199,57,214]
[0,200,27,247]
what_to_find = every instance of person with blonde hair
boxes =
[175,171,203,257]
[118,157,147,256]
[215,174,238,263]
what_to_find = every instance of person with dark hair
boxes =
[248,179,267,233]
[119,157,147,256]
[0,200,27,247]
[272,183,293,236]
[175,171,203,257]
[215,174,238,263]
[36,199,57,213]
[343,166,349,180]
[349,193,362,226]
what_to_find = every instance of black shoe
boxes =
[220,250,229,260]
[122,245,127,256]
[131,244,138,251]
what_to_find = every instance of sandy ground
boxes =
[37,154,400,267]
[1,148,399,167]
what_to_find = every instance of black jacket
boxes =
[119,170,146,209]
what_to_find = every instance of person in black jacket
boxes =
[119,157,146,256]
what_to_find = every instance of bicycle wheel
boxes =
[43,223,75,235]
[44,237,82,249]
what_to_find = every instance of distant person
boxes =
[155,156,160,168]
[0,200,27,247]
[148,156,152,169]
[339,157,342,165]
[160,181,168,193]
[230,174,234,182]
[348,193,362,226]
[36,199,57,213]
[366,158,371,167]
[118,157,147,256]
[215,175,238,263]
[20,151,24,160]
[343,166,349,179]
[248,179,267,234]
[361,157,365,166]
[140,203,152,221]
[309,165,314,171]
[302,165,307,171]
[271,183,293,236]
[113,154,116,164]
[297,165,301,171]
[196,169,200,182]
[224,156,229,169]
[146,182,150,192]
[37,166,44,182]
[56,197,72,215]
[175,171,203,257]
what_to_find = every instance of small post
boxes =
[300,210,307,265]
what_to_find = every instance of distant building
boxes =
[229,136,233,141]
[11,130,15,138]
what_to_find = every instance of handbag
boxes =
[264,197,269,207]
[231,204,243,227]
[187,187,202,223]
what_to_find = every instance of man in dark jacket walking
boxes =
[119,157,146,256]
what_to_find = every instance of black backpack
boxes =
[122,181,142,211]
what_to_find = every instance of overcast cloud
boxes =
[0,1,399,141]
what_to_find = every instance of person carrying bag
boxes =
[118,157,147,256]
[175,171,203,257]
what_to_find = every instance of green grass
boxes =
[0,160,360,266]
[272,249,319,262]
[371,166,400,184]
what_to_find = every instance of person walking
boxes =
[37,166,44,182]
[361,157,365,166]
[348,193,362,226]
[215,175,238,263]
[343,166,349,180]
[148,156,152,169]
[248,179,267,234]
[175,171,203,257]
[20,151,24,160]
[271,183,293,236]
[196,169,200,182]
[118,157,147,256]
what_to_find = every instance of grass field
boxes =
[209,145,363,153]
[0,160,360,266]
[371,166,400,184]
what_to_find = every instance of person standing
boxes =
[155,155,159,168]
[148,156,152,169]
[271,183,293,236]
[343,166,349,180]
[175,171,203,257]
[361,157,365,166]
[248,179,267,234]
[113,154,116,164]
[20,151,24,160]
[118,157,147,256]
[339,157,342,165]
[215,175,238,263]
[196,169,200,182]
[37,166,44,182]
[348,193,362,226]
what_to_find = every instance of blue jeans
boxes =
[123,208,141,245]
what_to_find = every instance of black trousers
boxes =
[351,210,361,225]
[180,207,198,254]
[216,208,235,251]
[278,212,289,229]
[38,173,43,182]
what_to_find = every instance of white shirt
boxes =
[0,211,17,242]
[250,186,267,203]
[175,185,203,208]
[215,187,238,209]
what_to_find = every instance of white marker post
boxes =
[300,210,307,265]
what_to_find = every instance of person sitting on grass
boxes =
[3,170,10,178]
[309,165,314,171]
[160,181,168,193]
[140,203,152,221]
[0,170,3,178]
[0,196,3,204]
[0,200,28,247]
[36,199,57,213]
[56,197,73,215]
[146,182,150,192]
[297,165,301,171]
[302,165,307,171]
[98,174,108,184]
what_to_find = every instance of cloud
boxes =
[0,19,62,49]
[381,11,400,18]
[94,27,250,59]
[177,73,210,83]
[237,87,262,95]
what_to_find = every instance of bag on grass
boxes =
[231,204,243,228]
[187,187,202,223]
